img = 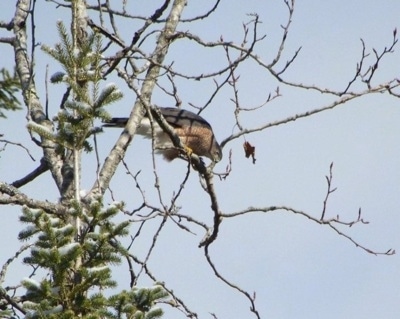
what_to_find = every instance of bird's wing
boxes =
[102,108,212,130]
[158,107,212,129]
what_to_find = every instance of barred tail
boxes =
[102,117,129,127]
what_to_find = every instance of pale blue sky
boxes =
[1,1,400,318]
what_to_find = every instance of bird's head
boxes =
[209,140,223,162]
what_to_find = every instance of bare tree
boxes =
[0,0,397,318]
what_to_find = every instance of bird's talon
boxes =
[184,146,193,157]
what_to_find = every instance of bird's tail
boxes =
[102,117,129,127]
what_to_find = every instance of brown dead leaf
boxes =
[243,141,256,164]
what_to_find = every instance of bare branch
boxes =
[0,244,32,284]
[268,0,296,68]
[180,0,221,22]
[155,74,182,107]
[0,37,15,45]
[0,182,64,214]
[11,158,49,188]
[204,245,261,319]
[222,206,395,256]
[0,20,14,30]
[169,14,263,81]
[128,253,198,318]
[87,0,189,200]
[341,39,368,94]
[276,46,302,75]
[198,166,222,248]
[87,18,125,48]
[13,0,64,193]
[134,215,168,285]
[0,137,36,161]
[320,162,337,220]
[361,30,398,87]
[220,83,399,148]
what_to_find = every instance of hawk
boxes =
[103,107,222,162]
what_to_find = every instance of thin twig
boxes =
[0,138,36,161]
[204,245,261,319]
[222,206,395,256]
[320,162,337,220]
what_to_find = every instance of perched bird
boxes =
[103,107,222,162]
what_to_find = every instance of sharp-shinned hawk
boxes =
[103,107,222,162]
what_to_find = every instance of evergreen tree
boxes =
[1,13,169,319]
[0,68,21,118]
